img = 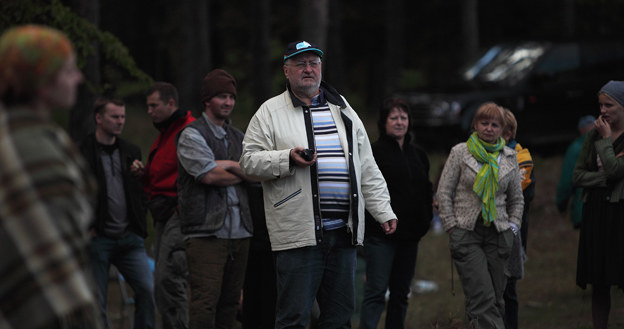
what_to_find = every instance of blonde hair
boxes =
[503,108,517,140]
[471,102,506,131]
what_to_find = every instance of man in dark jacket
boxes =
[80,97,155,329]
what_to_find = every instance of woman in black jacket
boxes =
[359,97,433,329]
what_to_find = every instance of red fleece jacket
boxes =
[144,110,195,199]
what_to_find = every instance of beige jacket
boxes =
[436,143,524,232]
[240,89,396,251]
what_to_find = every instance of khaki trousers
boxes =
[449,220,513,329]
[186,237,250,329]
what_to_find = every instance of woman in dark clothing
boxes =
[359,98,433,329]
[574,80,624,329]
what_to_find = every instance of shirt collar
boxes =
[287,83,326,108]
[201,112,228,139]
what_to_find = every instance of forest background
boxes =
[2,0,624,146]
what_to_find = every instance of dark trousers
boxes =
[242,246,276,329]
[274,228,356,329]
[186,237,250,329]
[153,213,188,329]
[503,279,518,329]
[360,235,419,329]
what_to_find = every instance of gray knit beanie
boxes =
[599,80,624,107]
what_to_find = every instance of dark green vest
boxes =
[177,116,252,235]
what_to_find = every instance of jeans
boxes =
[360,235,419,329]
[90,232,156,329]
[274,228,356,329]
[185,237,250,329]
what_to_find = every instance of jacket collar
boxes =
[286,80,346,109]
[378,131,413,146]
[153,108,185,132]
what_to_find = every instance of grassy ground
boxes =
[107,107,624,329]
[385,154,624,329]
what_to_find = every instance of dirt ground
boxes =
[400,154,624,329]
[107,154,624,329]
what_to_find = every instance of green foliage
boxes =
[399,69,428,91]
[0,0,152,97]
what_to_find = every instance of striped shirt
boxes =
[311,96,350,230]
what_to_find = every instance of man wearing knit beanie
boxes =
[176,68,254,329]
[200,68,237,104]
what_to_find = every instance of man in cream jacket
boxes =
[240,41,397,329]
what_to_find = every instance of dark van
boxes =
[401,41,624,149]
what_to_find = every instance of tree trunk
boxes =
[326,0,344,92]
[300,0,329,49]
[461,0,479,60]
[384,0,405,97]
[175,0,211,113]
[68,0,100,142]
[561,0,575,39]
[250,0,271,111]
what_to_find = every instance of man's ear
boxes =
[95,112,102,125]
[167,98,176,107]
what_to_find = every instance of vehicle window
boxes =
[463,46,502,80]
[463,43,546,86]
[582,41,624,67]
[534,43,580,75]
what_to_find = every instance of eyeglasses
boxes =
[288,60,321,69]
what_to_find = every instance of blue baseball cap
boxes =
[283,41,323,62]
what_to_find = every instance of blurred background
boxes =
[2,0,624,150]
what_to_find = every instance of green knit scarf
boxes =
[466,132,505,226]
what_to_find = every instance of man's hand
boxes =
[381,218,397,235]
[130,159,145,178]
[217,160,242,172]
[290,147,316,167]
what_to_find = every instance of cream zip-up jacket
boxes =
[436,143,524,233]
[240,87,396,251]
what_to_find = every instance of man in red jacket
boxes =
[143,82,195,329]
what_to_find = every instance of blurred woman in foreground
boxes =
[0,25,101,328]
